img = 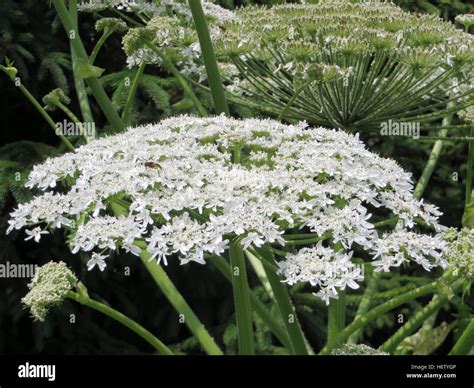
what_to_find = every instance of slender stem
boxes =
[245,249,275,301]
[207,254,292,350]
[413,104,454,199]
[69,0,95,127]
[66,291,173,355]
[53,0,124,131]
[136,243,223,355]
[145,43,208,117]
[327,291,346,350]
[465,124,474,205]
[255,246,310,355]
[188,0,229,115]
[380,295,446,354]
[278,79,314,121]
[121,62,146,126]
[229,239,255,355]
[449,319,474,355]
[319,279,445,355]
[1,73,75,151]
[374,216,399,229]
[113,9,144,27]
[56,101,90,143]
[348,269,380,344]
[89,31,112,65]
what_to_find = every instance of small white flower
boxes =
[87,253,108,271]
[24,227,49,243]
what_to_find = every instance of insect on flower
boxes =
[144,161,161,169]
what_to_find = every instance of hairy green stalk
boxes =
[207,254,292,350]
[188,0,229,115]
[245,250,275,301]
[327,291,346,350]
[229,239,255,355]
[348,269,380,344]
[52,0,124,131]
[69,0,94,127]
[121,62,146,126]
[67,290,173,355]
[145,43,208,117]
[380,295,446,353]
[319,278,451,355]
[136,242,223,355]
[465,124,474,205]
[449,319,474,355]
[413,104,454,199]
[254,246,310,355]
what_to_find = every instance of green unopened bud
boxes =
[0,63,18,81]
[122,27,157,56]
[22,261,78,321]
[42,89,71,111]
[95,17,128,34]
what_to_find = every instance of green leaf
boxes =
[76,58,105,79]
[436,278,455,301]
[172,96,194,111]
[397,322,454,355]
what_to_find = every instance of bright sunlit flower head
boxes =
[9,116,448,303]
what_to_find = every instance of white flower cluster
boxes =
[277,244,363,304]
[456,14,474,28]
[331,344,389,355]
[22,261,77,321]
[443,228,474,279]
[79,0,236,22]
[8,116,447,302]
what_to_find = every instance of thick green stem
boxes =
[121,62,146,126]
[348,270,380,344]
[449,319,474,355]
[245,250,275,301]
[137,244,223,355]
[319,279,444,354]
[229,239,255,355]
[188,0,229,115]
[327,292,346,350]
[465,124,474,205]
[380,295,446,353]
[69,0,94,127]
[413,104,454,199]
[53,0,124,131]
[255,246,309,355]
[207,254,292,350]
[145,43,208,117]
[66,291,173,355]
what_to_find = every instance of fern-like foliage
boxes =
[0,141,60,233]
[38,52,72,94]
[95,69,179,129]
